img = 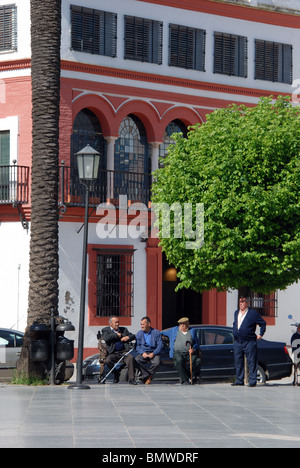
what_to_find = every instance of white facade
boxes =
[60,0,300,104]
[58,221,148,348]
[0,223,29,331]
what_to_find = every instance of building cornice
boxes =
[136,0,300,27]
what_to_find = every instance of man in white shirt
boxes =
[232,297,266,387]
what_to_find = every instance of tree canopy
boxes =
[152,96,300,294]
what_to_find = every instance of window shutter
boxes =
[237,35,248,78]
[255,39,266,80]
[169,24,205,71]
[280,43,292,84]
[99,11,117,57]
[124,15,162,64]
[255,39,292,84]
[0,131,10,165]
[71,5,117,57]
[0,4,17,52]
[214,32,247,77]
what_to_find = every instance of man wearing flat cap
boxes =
[161,318,201,385]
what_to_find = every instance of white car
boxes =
[0,328,24,380]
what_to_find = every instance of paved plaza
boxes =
[1,376,300,448]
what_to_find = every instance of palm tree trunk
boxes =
[17,0,61,379]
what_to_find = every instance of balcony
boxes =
[0,164,151,209]
[0,164,29,204]
[59,164,151,208]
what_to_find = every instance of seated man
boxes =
[135,316,163,384]
[161,317,201,385]
[101,316,138,385]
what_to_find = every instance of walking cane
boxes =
[100,348,134,384]
[186,341,193,384]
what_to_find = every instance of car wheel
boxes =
[257,365,267,384]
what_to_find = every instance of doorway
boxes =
[162,254,202,329]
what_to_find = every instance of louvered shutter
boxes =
[169,24,205,71]
[278,43,293,84]
[214,32,247,77]
[71,5,117,57]
[0,131,10,165]
[0,4,17,52]
[124,15,162,64]
[255,39,292,84]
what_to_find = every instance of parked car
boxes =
[82,325,293,384]
[0,328,24,380]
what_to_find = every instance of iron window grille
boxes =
[169,24,206,71]
[0,4,17,52]
[255,39,292,84]
[214,32,247,77]
[124,15,163,64]
[71,5,117,57]
[249,291,278,318]
[95,249,135,318]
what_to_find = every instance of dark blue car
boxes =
[82,325,292,384]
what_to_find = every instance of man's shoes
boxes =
[182,380,190,385]
[129,379,142,385]
[144,375,152,385]
[231,382,244,386]
[248,383,256,387]
[113,372,120,384]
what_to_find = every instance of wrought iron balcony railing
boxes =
[0,164,29,204]
[0,164,151,209]
[59,164,151,208]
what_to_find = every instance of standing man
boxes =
[161,317,201,385]
[135,316,163,384]
[232,297,266,387]
[101,316,138,385]
[291,323,300,386]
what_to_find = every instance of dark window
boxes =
[0,4,17,52]
[71,5,117,57]
[255,40,292,84]
[214,32,247,77]
[0,330,15,347]
[159,120,187,168]
[169,24,205,71]
[124,15,163,64]
[96,249,134,318]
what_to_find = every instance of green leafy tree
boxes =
[152,96,300,294]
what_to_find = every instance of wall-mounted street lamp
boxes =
[68,145,100,390]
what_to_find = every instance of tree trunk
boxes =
[17,0,61,379]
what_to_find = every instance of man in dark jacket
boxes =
[101,316,138,385]
[135,316,163,384]
[232,297,266,387]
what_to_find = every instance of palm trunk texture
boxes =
[17,0,62,379]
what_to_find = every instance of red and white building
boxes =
[1,0,300,356]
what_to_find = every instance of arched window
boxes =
[114,114,149,173]
[159,119,187,167]
[71,108,106,169]
[114,115,150,204]
[70,108,106,204]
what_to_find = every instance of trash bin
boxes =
[30,339,49,362]
[56,336,74,361]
